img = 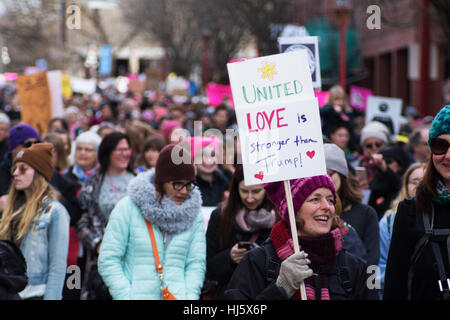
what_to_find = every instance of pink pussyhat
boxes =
[185,136,220,162]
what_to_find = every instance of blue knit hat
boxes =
[428,105,450,146]
[8,124,40,152]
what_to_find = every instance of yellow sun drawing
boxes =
[259,62,276,80]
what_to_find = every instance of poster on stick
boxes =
[227,50,326,186]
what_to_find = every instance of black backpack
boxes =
[408,204,450,300]
[0,240,28,294]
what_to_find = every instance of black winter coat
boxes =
[384,198,450,300]
[205,207,272,299]
[224,239,378,300]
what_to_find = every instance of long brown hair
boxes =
[0,171,60,242]
[337,172,364,210]
[218,165,277,249]
[415,159,439,212]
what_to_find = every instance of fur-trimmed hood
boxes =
[127,170,201,234]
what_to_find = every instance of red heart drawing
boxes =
[254,171,264,180]
[306,150,315,159]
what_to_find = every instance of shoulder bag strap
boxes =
[145,221,165,282]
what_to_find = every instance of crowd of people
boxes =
[0,80,449,301]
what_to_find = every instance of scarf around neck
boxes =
[434,180,450,204]
[127,170,202,234]
[270,220,343,300]
[235,207,276,233]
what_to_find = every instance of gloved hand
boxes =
[276,251,313,298]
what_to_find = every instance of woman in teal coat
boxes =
[98,144,206,300]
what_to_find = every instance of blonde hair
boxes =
[384,162,426,216]
[0,171,60,242]
[327,85,351,112]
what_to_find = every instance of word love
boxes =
[246,107,288,133]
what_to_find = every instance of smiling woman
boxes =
[224,175,378,300]
[384,105,450,300]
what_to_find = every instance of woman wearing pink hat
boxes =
[224,175,377,300]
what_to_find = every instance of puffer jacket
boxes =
[98,171,206,300]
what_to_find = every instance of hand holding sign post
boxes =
[227,51,327,300]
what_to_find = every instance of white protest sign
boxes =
[47,70,64,118]
[366,96,402,136]
[71,77,97,94]
[227,50,326,186]
[278,36,322,89]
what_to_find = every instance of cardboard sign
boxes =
[278,36,322,89]
[16,71,52,135]
[366,96,402,136]
[227,51,326,185]
[350,86,372,111]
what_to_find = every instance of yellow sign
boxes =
[16,71,52,135]
[61,74,72,100]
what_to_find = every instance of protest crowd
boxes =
[0,62,449,301]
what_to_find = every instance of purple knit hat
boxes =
[8,124,40,152]
[264,175,336,223]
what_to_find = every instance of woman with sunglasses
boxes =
[384,105,450,300]
[0,143,70,299]
[97,144,206,299]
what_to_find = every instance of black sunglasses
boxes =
[429,138,450,155]
[20,140,41,148]
[364,142,383,149]
[171,181,195,192]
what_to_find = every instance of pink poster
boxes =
[314,91,329,108]
[206,83,234,107]
[350,85,372,111]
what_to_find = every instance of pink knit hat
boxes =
[161,120,182,142]
[264,175,336,223]
[185,136,220,162]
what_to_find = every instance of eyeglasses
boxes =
[364,142,383,150]
[113,147,131,154]
[429,138,450,155]
[20,140,41,148]
[76,146,96,153]
[11,164,29,175]
[171,181,195,192]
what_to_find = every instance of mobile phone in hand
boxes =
[237,241,252,250]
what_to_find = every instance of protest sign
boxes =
[228,50,326,300]
[206,83,234,107]
[16,71,52,135]
[61,73,73,100]
[227,50,325,186]
[315,91,329,107]
[278,36,322,89]
[71,77,97,94]
[366,95,402,136]
[350,85,372,111]
[47,70,64,118]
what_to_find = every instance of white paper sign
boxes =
[71,77,97,94]
[227,51,315,108]
[278,36,321,89]
[366,96,402,136]
[227,51,326,185]
[47,70,64,118]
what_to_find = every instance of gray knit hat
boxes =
[360,121,390,145]
[324,143,349,177]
